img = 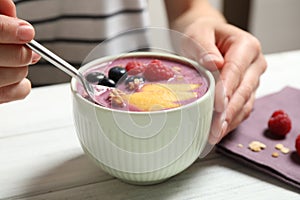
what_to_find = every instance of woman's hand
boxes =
[183,17,267,144]
[164,0,267,144]
[0,0,40,104]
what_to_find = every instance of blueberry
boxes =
[125,76,145,85]
[108,66,127,84]
[85,72,106,84]
[99,77,116,87]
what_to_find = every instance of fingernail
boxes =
[221,111,226,122]
[199,54,223,71]
[212,128,221,140]
[200,54,214,63]
[219,85,228,112]
[224,96,229,109]
[218,121,228,143]
[31,53,41,64]
[214,80,227,112]
[17,24,34,42]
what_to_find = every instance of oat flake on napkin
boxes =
[217,86,300,189]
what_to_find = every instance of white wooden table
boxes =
[1,51,300,200]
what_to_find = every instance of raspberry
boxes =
[125,61,145,75]
[271,110,285,117]
[149,59,162,65]
[143,60,174,81]
[268,110,292,137]
[296,134,300,156]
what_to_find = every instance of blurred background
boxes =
[25,0,300,86]
[149,0,300,54]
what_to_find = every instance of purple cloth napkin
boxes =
[217,87,300,189]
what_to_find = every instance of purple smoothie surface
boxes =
[77,55,209,111]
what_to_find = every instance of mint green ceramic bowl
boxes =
[71,52,215,185]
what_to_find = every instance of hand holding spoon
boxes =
[26,40,111,105]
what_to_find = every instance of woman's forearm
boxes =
[164,0,226,32]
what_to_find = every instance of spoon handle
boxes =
[26,40,80,79]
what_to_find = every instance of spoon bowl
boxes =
[26,40,111,105]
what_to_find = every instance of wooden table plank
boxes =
[15,155,300,200]
[0,84,73,138]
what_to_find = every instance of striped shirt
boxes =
[15,0,150,86]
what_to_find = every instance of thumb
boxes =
[194,36,224,71]
[0,0,17,17]
[0,1,34,44]
[198,52,224,71]
[0,15,35,44]
[181,28,224,71]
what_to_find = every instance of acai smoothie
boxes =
[77,55,209,111]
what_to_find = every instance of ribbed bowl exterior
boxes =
[71,52,215,184]
[72,86,213,184]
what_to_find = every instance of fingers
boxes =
[0,1,35,104]
[0,15,40,66]
[212,93,255,144]
[188,28,224,70]
[0,78,31,104]
[208,111,227,144]
[194,48,224,72]
[213,72,227,113]
[225,53,267,125]
[181,19,224,71]
[182,21,266,144]
[216,53,267,141]
[0,66,28,87]
[0,0,17,17]
[226,93,256,134]
[215,29,266,141]
[215,93,255,142]
[0,15,35,43]
[221,34,262,101]
[0,44,40,66]
[0,65,32,104]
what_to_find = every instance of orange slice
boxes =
[159,83,200,91]
[125,83,199,111]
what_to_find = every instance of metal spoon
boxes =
[26,40,111,105]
